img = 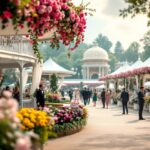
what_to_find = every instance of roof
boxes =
[126,58,143,72]
[42,58,75,76]
[83,46,109,61]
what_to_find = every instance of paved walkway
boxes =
[45,104,150,150]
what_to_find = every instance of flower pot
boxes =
[133,103,139,110]
[117,101,122,107]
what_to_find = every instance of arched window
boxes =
[91,73,99,79]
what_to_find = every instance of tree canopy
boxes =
[93,34,113,52]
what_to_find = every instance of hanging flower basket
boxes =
[0,0,92,60]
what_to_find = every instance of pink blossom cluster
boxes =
[52,105,84,124]
[0,98,38,150]
[0,0,87,50]
[100,66,150,81]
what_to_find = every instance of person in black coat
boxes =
[68,90,73,101]
[101,88,106,108]
[138,86,145,120]
[121,88,129,114]
[82,88,89,106]
[36,84,45,109]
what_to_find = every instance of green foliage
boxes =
[108,53,118,72]
[93,34,112,52]
[114,41,124,61]
[34,126,48,145]
[0,120,16,150]
[52,118,87,137]
[124,42,140,62]
[120,0,150,25]
[50,74,58,93]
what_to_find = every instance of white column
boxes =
[31,61,43,94]
[19,67,24,108]
[22,70,28,92]
[87,67,90,80]
[102,67,104,77]
[58,76,64,90]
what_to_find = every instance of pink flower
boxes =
[15,136,31,150]
[3,11,12,19]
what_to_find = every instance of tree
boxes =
[124,42,140,62]
[142,45,150,61]
[114,41,124,54]
[114,41,124,61]
[93,34,113,52]
[141,31,150,60]
[50,74,58,93]
[120,0,150,25]
[108,53,118,72]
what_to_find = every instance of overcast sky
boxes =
[73,0,148,51]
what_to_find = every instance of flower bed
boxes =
[50,105,88,137]
[17,108,55,148]
[0,97,88,149]
[46,92,70,104]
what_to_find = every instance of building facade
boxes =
[82,46,109,80]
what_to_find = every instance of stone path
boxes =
[45,104,150,150]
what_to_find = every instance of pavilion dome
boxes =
[83,46,109,61]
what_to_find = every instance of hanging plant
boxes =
[0,0,94,61]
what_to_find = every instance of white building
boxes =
[82,46,109,80]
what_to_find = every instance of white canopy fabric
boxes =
[108,62,130,77]
[141,57,150,68]
[96,83,114,89]
[126,58,143,72]
[43,58,75,77]
[144,81,150,88]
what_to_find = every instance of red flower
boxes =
[3,11,12,19]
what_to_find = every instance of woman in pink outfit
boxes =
[105,89,111,109]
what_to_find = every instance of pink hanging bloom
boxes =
[3,11,12,19]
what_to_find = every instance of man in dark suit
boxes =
[36,84,45,109]
[101,88,106,108]
[82,87,89,106]
[121,88,129,114]
[138,86,145,120]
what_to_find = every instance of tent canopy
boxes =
[42,58,75,77]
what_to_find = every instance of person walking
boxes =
[101,88,106,108]
[82,87,88,106]
[105,89,111,109]
[73,89,80,103]
[68,89,73,101]
[13,86,20,103]
[138,86,145,120]
[87,88,92,105]
[36,84,45,109]
[121,88,129,114]
[93,89,98,107]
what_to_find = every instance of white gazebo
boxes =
[28,58,75,90]
[82,46,109,80]
[0,35,42,107]
[42,58,75,77]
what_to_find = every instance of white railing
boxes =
[0,36,35,57]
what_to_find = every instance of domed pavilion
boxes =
[82,46,109,80]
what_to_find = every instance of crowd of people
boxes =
[60,86,147,121]
[1,82,146,121]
